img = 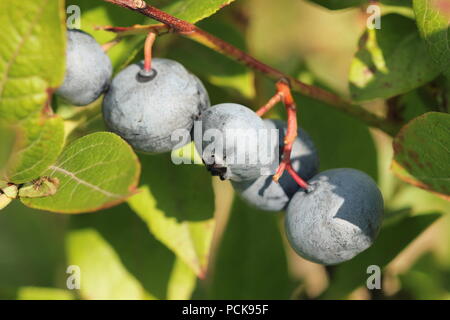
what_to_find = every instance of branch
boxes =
[97,24,169,36]
[101,0,400,136]
[256,92,283,117]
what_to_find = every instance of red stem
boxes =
[143,32,156,72]
[286,165,309,190]
[271,80,309,190]
[256,92,283,117]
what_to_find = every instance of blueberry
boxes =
[56,29,112,106]
[285,168,384,265]
[195,103,269,181]
[232,119,319,212]
[103,58,210,153]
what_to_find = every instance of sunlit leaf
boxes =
[67,203,196,300]
[349,14,441,101]
[0,0,66,184]
[17,287,75,300]
[4,116,65,184]
[21,132,141,213]
[414,0,450,77]
[128,153,215,277]
[209,197,291,299]
[392,112,450,200]
[0,0,65,121]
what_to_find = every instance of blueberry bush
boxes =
[0,0,449,300]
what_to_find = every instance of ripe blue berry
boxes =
[103,58,210,153]
[56,29,112,106]
[195,103,269,181]
[285,168,384,265]
[232,119,319,211]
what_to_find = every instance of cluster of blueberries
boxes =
[56,29,384,265]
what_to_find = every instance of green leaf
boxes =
[160,0,236,23]
[0,195,12,211]
[21,132,141,213]
[128,153,215,278]
[209,197,291,299]
[167,258,197,300]
[2,184,18,199]
[4,115,65,184]
[349,14,441,102]
[67,203,195,300]
[392,112,450,200]
[413,0,450,77]
[67,228,148,299]
[17,287,75,300]
[0,125,15,173]
[0,0,65,121]
[0,0,66,184]
[64,104,107,144]
[322,212,441,299]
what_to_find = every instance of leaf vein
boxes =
[49,165,122,198]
